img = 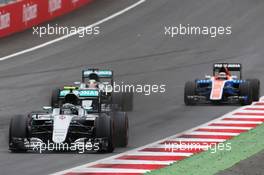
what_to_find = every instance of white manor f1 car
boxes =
[184,63,260,105]
[9,89,128,153]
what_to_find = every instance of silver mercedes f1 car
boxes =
[9,89,128,153]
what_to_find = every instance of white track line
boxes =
[212,121,263,124]
[242,106,264,109]
[259,97,264,101]
[233,111,264,114]
[185,131,240,136]
[197,126,252,130]
[230,115,264,119]
[151,144,211,150]
[70,168,149,173]
[98,159,174,165]
[124,151,193,157]
[160,138,227,142]
[0,0,146,62]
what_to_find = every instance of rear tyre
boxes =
[113,112,129,147]
[9,115,29,153]
[51,88,60,108]
[246,79,260,101]
[239,82,253,105]
[95,114,115,153]
[184,81,197,106]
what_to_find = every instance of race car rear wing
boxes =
[82,68,113,83]
[213,63,242,79]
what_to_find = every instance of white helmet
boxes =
[218,72,227,80]
[87,79,97,88]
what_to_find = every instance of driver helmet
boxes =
[61,103,78,115]
[87,79,98,88]
[217,72,228,80]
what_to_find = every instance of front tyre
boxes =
[9,115,29,153]
[184,81,197,106]
[113,112,129,147]
[51,88,60,108]
[239,82,253,106]
[95,114,115,153]
[246,79,260,101]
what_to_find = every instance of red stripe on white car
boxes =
[210,80,226,100]
[53,98,264,175]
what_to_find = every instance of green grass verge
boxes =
[146,124,264,175]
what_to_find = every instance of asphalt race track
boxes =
[1,0,264,174]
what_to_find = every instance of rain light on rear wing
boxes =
[213,63,242,79]
[82,69,113,78]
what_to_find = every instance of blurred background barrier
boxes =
[0,0,16,4]
[0,0,94,38]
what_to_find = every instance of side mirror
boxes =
[43,106,52,111]
[231,75,238,79]
[205,75,211,79]
[74,81,81,85]
[64,86,78,90]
